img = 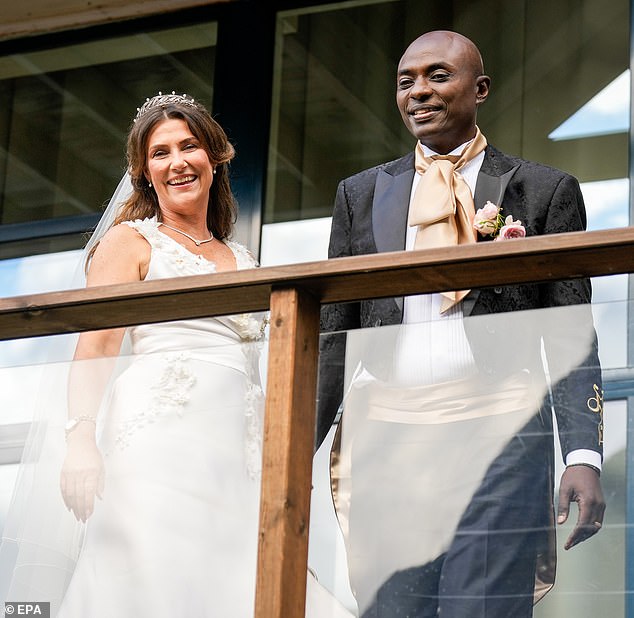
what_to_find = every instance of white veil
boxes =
[0,173,134,612]
[82,173,134,273]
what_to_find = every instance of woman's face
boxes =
[144,117,214,218]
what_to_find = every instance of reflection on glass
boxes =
[0,23,217,232]
[0,324,267,615]
[266,0,628,227]
[347,305,598,614]
[260,217,331,266]
[311,297,630,617]
[266,1,423,224]
[581,178,629,231]
[549,70,629,141]
[0,465,19,536]
[0,249,82,298]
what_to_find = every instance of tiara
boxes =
[134,91,197,122]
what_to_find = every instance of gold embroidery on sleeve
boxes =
[587,383,604,446]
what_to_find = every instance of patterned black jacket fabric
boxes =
[317,145,603,458]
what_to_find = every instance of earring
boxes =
[213,168,217,175]
[148,181,152,188]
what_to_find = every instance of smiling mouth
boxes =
[168,175,196,186]
[410,107,441,121]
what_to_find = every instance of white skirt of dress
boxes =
[58,352,260,618]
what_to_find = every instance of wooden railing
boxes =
[2,227,634,616]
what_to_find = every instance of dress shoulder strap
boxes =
[225,239,259,270]
[123,217,163,248]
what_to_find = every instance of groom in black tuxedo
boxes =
[317,30,605,617]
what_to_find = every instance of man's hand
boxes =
[557,465,605,550]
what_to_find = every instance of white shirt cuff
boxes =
[565,448,602,471]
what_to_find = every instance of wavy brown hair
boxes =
[87,98,237,267]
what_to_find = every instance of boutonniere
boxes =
[473,201,526,241]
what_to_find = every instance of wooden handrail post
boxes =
[255,285,320,617]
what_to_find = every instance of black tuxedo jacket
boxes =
[317,145,603,460]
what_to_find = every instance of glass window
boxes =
[312,295,628,617]
[0,22,217,258]
[265,0,629,231]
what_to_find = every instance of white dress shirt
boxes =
[392,140,483,386]
[392,139,601,470]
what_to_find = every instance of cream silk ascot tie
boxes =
[408,127,488,313]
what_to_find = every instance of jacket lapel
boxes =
[371,154,415,316]
[473,147,520,210]
[372,153,415,254]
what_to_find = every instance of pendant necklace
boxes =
[161,223,214,246]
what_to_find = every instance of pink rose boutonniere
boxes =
[496,215,526,241]
[473,201,526,241]
[473,201,502,236]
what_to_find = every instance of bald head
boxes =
[396,30,490,153]
[402,31,485,79]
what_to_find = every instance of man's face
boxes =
[396,32,489,154]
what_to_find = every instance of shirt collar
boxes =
[419,138,473,158]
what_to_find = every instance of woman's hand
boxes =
[60,222,145,523]
[60,435,105,522]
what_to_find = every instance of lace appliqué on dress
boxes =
[225,239,269,480]
[112,353,196,451]
[237,314,269,480]
[224,240,258,271]
[244,382,265,480]
[149,353,197,419]
[113,219,269,479]
[124,217,217,277]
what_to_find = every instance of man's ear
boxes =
[476,75,491,105]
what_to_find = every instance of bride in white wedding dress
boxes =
[58,220,266,618]
[58,94,265,618]
[0,93,351,617]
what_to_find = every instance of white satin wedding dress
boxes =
[56,218,267,617]
[1,218,351,618]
